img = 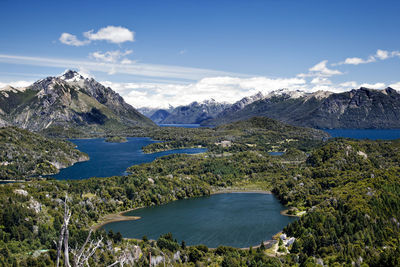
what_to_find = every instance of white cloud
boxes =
[311,77,332,85]
[336,81,386,90]
[84,26,134,44]
[336,49,400,65]
[389,82,400,90]
[308,60,342,77]
[0,80,33,89]
[90,50,132,63]
[0,54,240,80]
[339,81,358,88]
[360,82,386,89]
[59,33,90,46]
[77,67,93,79]
[179,49,187,55]
[121,59,133,65]
[376,49,389,60]
[101,76,306,108]
[342,56,375,65]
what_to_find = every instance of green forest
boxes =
[0,117,399,266]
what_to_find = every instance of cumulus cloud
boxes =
[101,76,306,108]
[90,50,133,63]
[311,77,332,85]
[339,81,358,88]
[59,33,90,46]
[298,60,342,78]
[336,49,400,65]
[389,82,400,90]
[84,26,134,44]
[0,80,33,89]
[375,49,389,60]
[341,56,375,65]
[336,81,386,90]
[60,26,134,47]
[359,82,386,89]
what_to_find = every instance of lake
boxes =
[159,124,202,128]
[324,129,400,140]
[102,193,296,248]
[51,137,206,180]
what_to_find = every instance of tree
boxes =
[303,235,317,255]
[290,240,300,254]
[55,193,127,267]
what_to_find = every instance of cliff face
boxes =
[204,87,400,129]
[0,70,155,131]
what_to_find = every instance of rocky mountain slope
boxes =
[0,70,155,132]
[203,87,400,129]
[0,126,89,179]
[140,99,231,124]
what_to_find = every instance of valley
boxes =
[0,72,400,266]
[2,1,400,266]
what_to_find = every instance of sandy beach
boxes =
[92,209,141,230]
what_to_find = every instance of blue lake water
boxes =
[159,124,203,128]
[324,129,400,140]
[51,137,206,180]
[103,193,295,248]
[268,152,285,156]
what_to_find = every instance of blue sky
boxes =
[1,0,400,107]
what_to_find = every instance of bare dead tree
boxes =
[71,231,103,267]
[55,222,65,267]
[106,250,128,267]
[56,194,71,267]
[55,193,126,267]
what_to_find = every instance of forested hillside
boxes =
[1,134,400,265]
[0,127,88,179]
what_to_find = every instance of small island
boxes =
[105,136,128,143]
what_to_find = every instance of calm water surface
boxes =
[324,129,400,140]
[103,193,296,248]
[159,124,202,128]
[51,137,206,180]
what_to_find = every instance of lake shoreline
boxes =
[211,189,272,195]
[91,208,142,231]
[94,190,295,250]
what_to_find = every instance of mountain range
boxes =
[139,99,231,124]
[2,71,399,131]
[140,87,400,129]
[0,70,154,132]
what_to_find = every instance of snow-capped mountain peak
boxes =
[265,88,307,99]
[59,70,86,83]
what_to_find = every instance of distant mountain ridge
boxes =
[140,99,231,124]
[0,70,155,131]
[203,87,400,129]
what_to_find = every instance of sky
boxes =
[0,0,400,108]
